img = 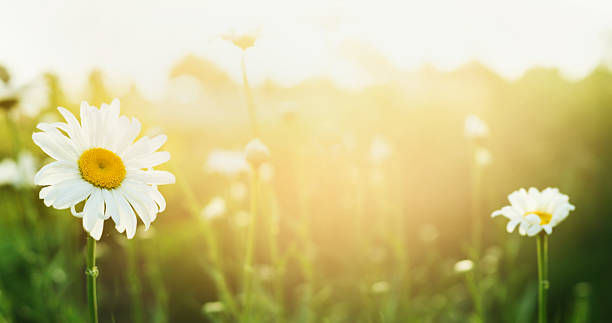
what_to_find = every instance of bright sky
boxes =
[2,0,612,98]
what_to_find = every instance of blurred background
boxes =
[1,0,612,322]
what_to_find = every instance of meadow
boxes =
[0,56,611,323]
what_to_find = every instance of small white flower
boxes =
[0,158,17,186]
[0,76,49,117]
[370,135,392,164]
[202,301,225,314]
[244,138,270,167]
[454,259,474,273]
[371,281,390,294]
[464,114,489,139]
[491,187,575,237]
[205,150,249,177]
[0,151,36,188]
[202,196,226,220]
[32,99,175,240]
[474,147,492,166]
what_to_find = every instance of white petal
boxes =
[58,107,88,152]
[89,217,105,240]
[101,189,118,221]
[126,170,175,185]
[525,214,541,225]
[506,218,520,233]
[115,118,141,155]
[527,225,542,237]
[114,189,137,238]
[53,181,94,209]
[40,178,87,208]
[83,188,105,234]
[119,184,156,229]
[542,224,553,234]
[125,151,170,169]
[32,131,78,162]
[34,161,79,185]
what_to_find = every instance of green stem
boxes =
[86,236,99,323]
[469,143,484,322]
[242,170,259,322]
[241,53,259,138]
[537,233,548,323]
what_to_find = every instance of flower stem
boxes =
[537,233,549,323]
[241,52,259,138]
[242,170,259,321]
[86,236,99,323]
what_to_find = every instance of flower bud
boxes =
[244,138,270,167]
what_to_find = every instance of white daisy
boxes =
[454,259,474,273]
[201,196,226,220]
[0,151,36,188]
[464,114,489,139]
[0,76,49,117]
[205,150,249,177]
[244,138,270,167]
[491,187,575,237]
[32,99,175,240]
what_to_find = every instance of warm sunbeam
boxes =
[1,1,611,322]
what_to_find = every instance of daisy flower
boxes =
[244,138,270,167]
[205,149,249,177]
[464,114,489,139]
[32,99,174,240]
[491,187,575,236]
[0,151,36,188]
[0,75,49,117]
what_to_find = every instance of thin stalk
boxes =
[295,152,314,323]
[537,233,549,323]
[242,170,259,322]
[241,53,259,138]
[86,236,99,323]
[469,143,484,322]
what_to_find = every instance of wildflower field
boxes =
[2,3,612,323]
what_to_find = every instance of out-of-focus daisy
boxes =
[244,138,270,168]
[32,99,174,240]
[371,281,390,294]
[0,158,17,186]
[491,187,575,236]
[454,259,474,273]
[205,150,249,177]
[474,147,492,166]
[202,301,225,314]
[0,76,49,117]
[0,151,36,188]
[464,114,489,139]
[201,196,226,220]
[370,134,392,164]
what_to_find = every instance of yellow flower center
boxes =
[524,211,552,225]
[78,148,126,189]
